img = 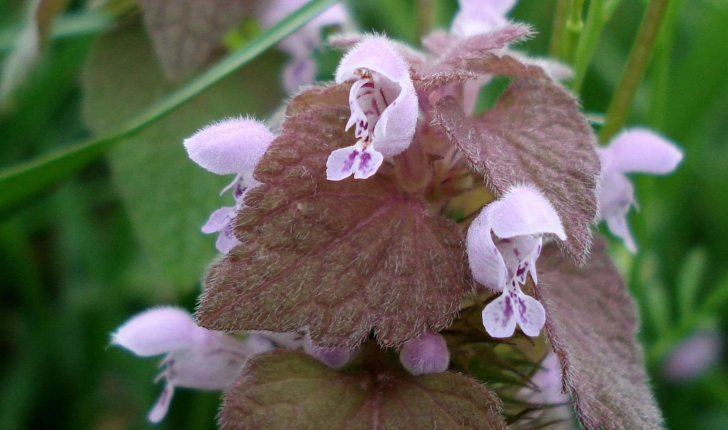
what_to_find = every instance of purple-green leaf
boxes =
[220,349,507,430]
[536,239,663,430]
[198,85,471,348]
[138,0,248,79]
[434,77,600,264]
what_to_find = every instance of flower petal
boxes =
[515,285,546,337]
[371,79,418,157]
[282,56,318,93]
[201,206,235,234]
[451,0,516,37]
[326,145,384,181]
[112,307,205,357]
[304,335,356,369]
[183,118,274,176]
[215,222,240,254]
[399,332,450,375]
[606,212,637,254]
[482,291,518,338]
[489,184,566,241]
[147,384,175,423]
[466,207,508,291]
[603,128,683,175]
[335,35,410,84]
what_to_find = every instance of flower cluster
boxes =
[112,0,683,427]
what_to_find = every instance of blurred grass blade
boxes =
[0,0,338,217]
[677,247,707,322]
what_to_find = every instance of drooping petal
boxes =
[215,222,240,254]
[482,290,518,338]
[335,35,410,85]
[489,184,566,241]
[111,307,205,357]
[326,145,384,180]
[602,128,683,174]
[497,235,542,284]
[201,206,235,234]
[183,118,274,176]
[467,207,508,292]
[606,212,637,254]
[399,332,450,375]
[482,281,545,338]
[147,384,174,423]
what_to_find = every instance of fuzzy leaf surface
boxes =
[138,0,248,78]
[198,85,471,348]
[82,23,281,287]
[221,350,506,430]
[434,77,599,263]
[536,239,663,430]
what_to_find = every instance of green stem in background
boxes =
[599,0,671,143]
[560,0,585,63]
[569,0,605,93]
[549,0,570,57]
[647,0,687,128]
[0,0,338,217]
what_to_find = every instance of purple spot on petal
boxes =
[358,151,373,175]
[502,296,513,328]
[342,150,359,173]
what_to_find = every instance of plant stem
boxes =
[599,0,671,142]
[560,0,585,62]
[570,0,605,93]
[549,0,570,57]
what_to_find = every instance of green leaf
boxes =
[220,348,507,430]
[0,0,338,218]
[676,247,707,322]
[81,22,283,287]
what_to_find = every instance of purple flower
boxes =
[597,128,683,253]
[451,0,517,37]
[664,331,722,383]
[111,307,274,423]
[184,118,275,253]
[517,352,574,429]
[466,184,566,338]
[303,334,357,369]
[256,0,350,92]
[399,332,450,375]
[326,36,418,181]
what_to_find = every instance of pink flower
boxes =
[256,0,350,92]
[326,36,418,181]
[111,307,273,423]
[184,118,275,253]
[451,0,517,37]
[664,331,722,383]
[466,184,566,338]
[597,128,683,253]
[303,334,357,369]
[399,332,450,375]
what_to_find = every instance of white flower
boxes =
[466,184,566,338]
[184,118,275,253]
[326,36,418,181]
[112,307,273,422]
[596,128,683,252]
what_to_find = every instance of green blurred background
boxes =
[1,0,727,428]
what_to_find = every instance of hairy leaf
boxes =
[138,0,248,79]
[423,24,532,67]
[434,77,599,264]
[221,349,507,430]
[536,239,663,430]
[198,85,471,348]
[82,22,282,287]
